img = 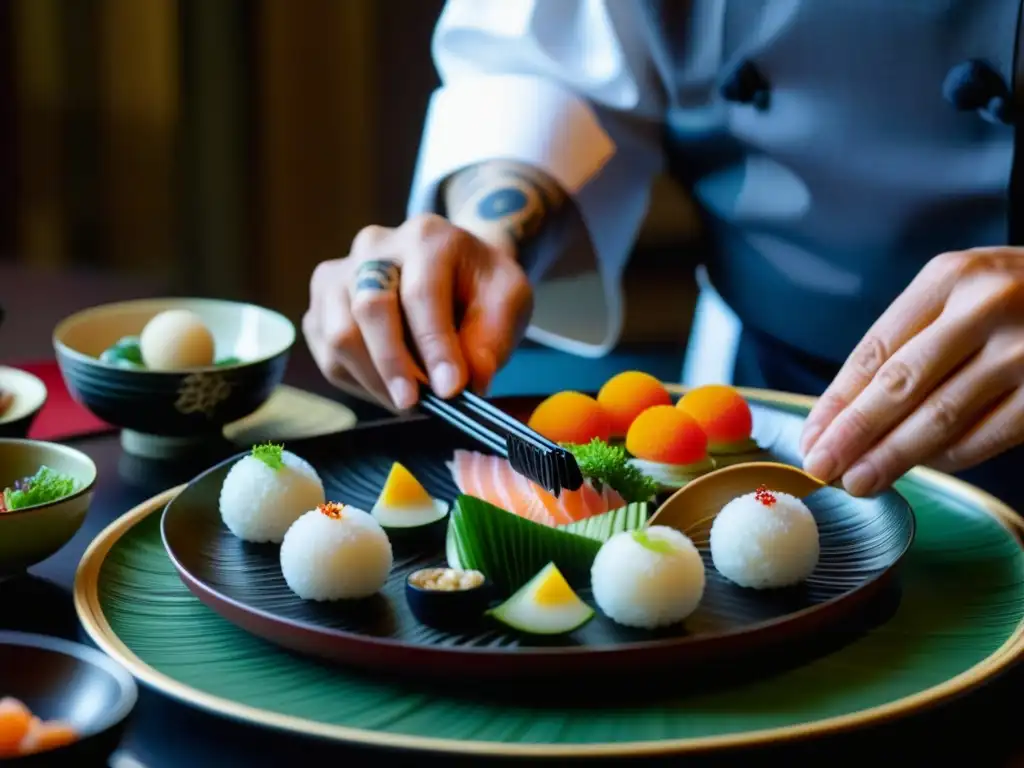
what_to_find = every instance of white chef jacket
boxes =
[406,0,1019,386]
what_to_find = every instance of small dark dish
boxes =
[53,297,295,460]
[0,631,137,766]
[0,368,47,439]
[405,567,493,630]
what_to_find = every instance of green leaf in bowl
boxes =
[100,335,144,368]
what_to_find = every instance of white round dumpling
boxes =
[139,309,215,370]
[710,487,819,589]
[280,503,393,601]
[591,526,706,629]
[218,448,325,543]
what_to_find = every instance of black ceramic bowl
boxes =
[0,631,137,766]
[53,298,295,459]
[0,367,47,439]
[405,568,494,630]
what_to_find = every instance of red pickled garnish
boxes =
[318,502,345,519]
[754,485,777,507]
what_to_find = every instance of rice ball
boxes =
[591,526,706,629]
[219,451,325,543]
[139,309,215,370]
[280,503,393,601]
[710,487,820,589]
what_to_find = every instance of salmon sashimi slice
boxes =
[448,450,626,527]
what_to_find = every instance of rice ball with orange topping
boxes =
[280,502,393,601]
[597,371,673,437]
[625,405,714,489]
[527,391,611,445]
[677,384,766,465]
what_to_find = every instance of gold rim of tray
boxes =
[73,388,1024,757]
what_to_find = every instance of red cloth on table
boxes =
[11,361,111,440]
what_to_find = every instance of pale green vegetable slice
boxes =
[560,502,649,541]
[487,562,594,635]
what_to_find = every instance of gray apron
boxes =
[657,0,1024,508]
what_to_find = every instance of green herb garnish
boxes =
[4,466,79,511]
[215,356,241,367]
[564,438,658,503]
[251,442,284,470]
[631,529,675,555]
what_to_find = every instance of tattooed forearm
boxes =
[443,161,567,251]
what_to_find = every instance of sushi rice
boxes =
[591,526,706,629]
[710,489,819,589]
[219,451,325,543]
[280,504,393,601]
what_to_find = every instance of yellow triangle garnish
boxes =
[378,462,433,508]
[532,565,578,607]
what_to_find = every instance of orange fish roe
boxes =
[597,371,673,437]
[754,485,777,507]
[318,502,346,519]
[626,405,708,465]
[676,385,753,447]
[527,391,611,445]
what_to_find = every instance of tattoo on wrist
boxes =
[444,161,567,246]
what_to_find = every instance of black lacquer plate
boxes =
[161,394,915,680]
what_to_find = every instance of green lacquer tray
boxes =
[74,388,1024,758]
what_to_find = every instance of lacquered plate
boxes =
[161,395,914,680]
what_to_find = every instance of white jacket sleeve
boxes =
[407,0,665,358]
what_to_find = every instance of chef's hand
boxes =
[800,247,1024,495]
[303,213,532,410]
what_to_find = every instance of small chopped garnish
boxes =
[631,529,676,555]
[251,442,284,470]
[564,438,658,503]
[410,567,484,591]
[754,485,777,507]
[318,502,345,519]
[3,466,79,511]
[215,356,241,367]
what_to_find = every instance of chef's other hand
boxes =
[800,247,1024,495]
[303,214,533,411]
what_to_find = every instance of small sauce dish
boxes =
[405,567,493,630]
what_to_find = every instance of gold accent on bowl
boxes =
[649,461,826,531]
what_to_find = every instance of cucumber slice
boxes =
[629,457,715,490]
[487,562,594,635]
[449,495,602,595]
[371,499,448,529]
[560,502,649,541]
[373,499,449,554]
[708,437,760,455]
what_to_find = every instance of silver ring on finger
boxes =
[354,259,401,295]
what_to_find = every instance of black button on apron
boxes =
[942,59,1013,124]
[719,60,771,110]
